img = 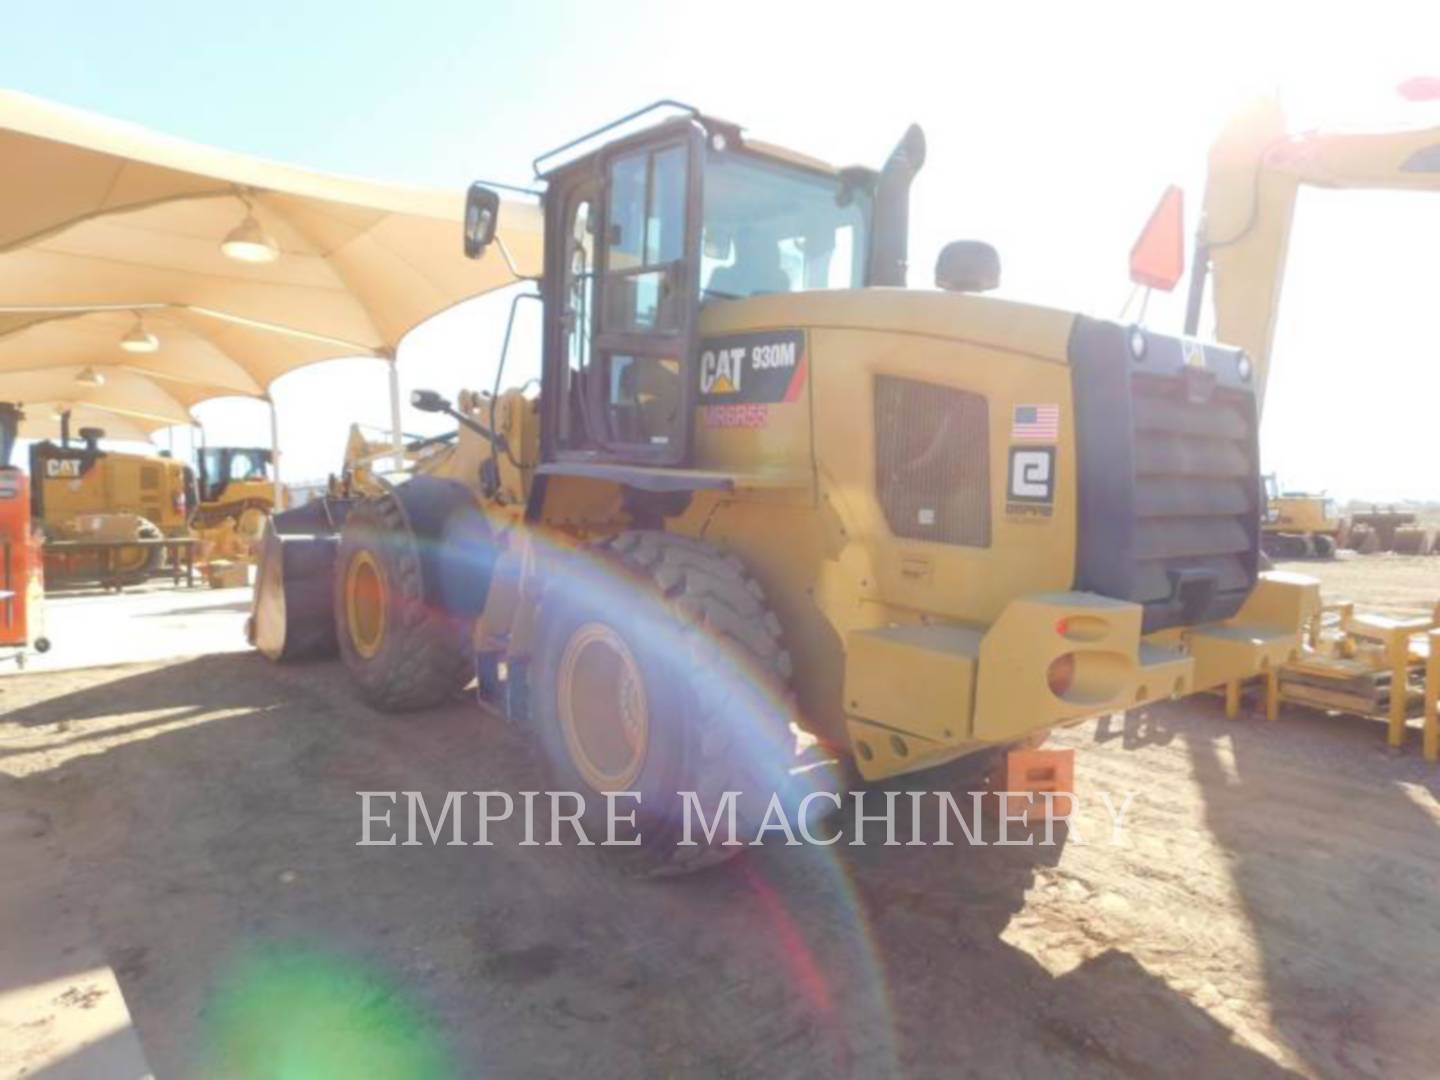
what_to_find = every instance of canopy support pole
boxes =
[267,397,283,509]
[387,355,404,472]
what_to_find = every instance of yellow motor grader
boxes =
[26,422,282,582]
[254,103,1316,871]
[29,425,192,581]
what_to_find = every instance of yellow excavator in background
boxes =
[1186,95,1440,553]
[1186,94,1440,412]
[1261,474,1342,559]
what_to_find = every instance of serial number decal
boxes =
[703,403,770,429]
[698,329,807,405]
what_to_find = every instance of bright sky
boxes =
[5,1,1439,499]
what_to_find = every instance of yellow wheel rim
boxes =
[345,549,387,659]
[557,623,649,791]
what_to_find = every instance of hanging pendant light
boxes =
[75,366,106,386]
[120,316,159,353]
[221,206,280,263]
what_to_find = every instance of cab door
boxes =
[546,127,703,467]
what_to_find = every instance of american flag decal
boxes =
[1012,404,1059,441]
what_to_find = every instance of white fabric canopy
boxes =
[0,89,543,440]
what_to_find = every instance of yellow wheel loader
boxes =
[191,445,282,561]
[254,103,1315,872]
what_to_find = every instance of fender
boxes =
[390,475,496,619]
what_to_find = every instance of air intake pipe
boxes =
[867,124,926,287]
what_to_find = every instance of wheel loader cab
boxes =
[196,446,273,505]
[534,121,702,467]
[517,114,874,470]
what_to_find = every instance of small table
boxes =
[44,536,199,590]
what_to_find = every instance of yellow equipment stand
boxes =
[1425,629,1439,764]
[1248,602,1440,758]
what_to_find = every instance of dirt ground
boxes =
[1274,551,1438,621]
[2,554,1439,1078]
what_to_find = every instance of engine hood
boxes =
[696,288,1078,365]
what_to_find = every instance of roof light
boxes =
[75,366,106,386]
[221,212,279,263]
[1129,327,1147,361]
[120,317,159,353]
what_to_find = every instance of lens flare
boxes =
[202,942,452,1078]
[374,524,902,1072]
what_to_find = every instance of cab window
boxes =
[701,152,869,302]
[602,144,687,332]
[558,190,598,448]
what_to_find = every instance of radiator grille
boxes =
[139,465,161,491]
[1070,317,1260,633]
[1129,373,1256,608]
[874,376,990,547]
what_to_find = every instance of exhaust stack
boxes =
[867,124,926,287]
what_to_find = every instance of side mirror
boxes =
[935,241,1001,293]
[463,184,501,259]
[1129,185,1185,291]
[410,388,451,414]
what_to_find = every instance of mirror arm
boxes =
[414,390,508,451]
[439,404,507,452]
[493,234,540,283]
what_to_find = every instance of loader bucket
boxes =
[1393,526,1435,555]
[249,499,352,661]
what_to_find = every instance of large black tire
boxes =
[333,493,471,711]
[529,530,823,876]
[1261,532,1309,561]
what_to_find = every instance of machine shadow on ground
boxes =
[1,654,1300,1078]
[1178,696,1440,1078]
